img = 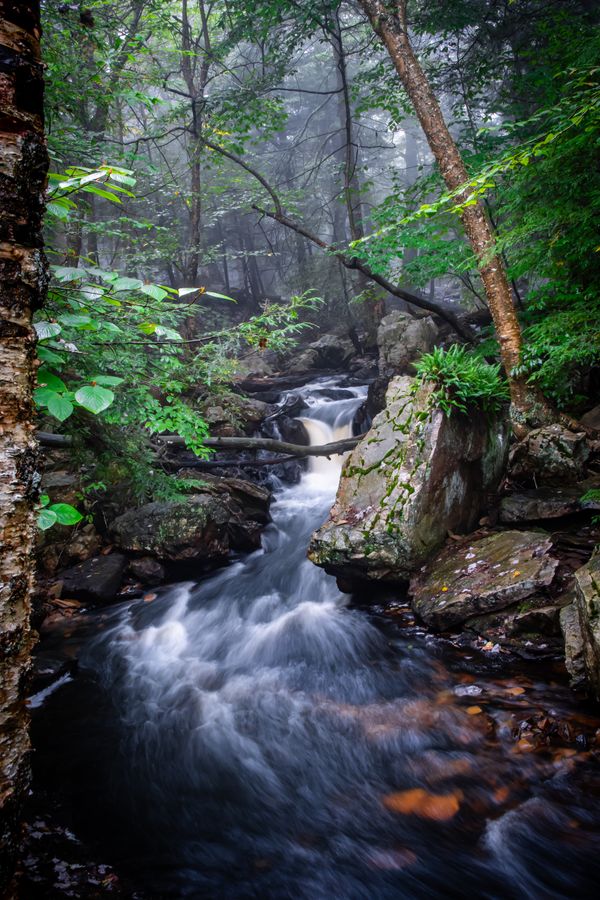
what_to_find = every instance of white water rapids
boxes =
[32,377,600,899]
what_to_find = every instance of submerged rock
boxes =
[59,553,128,604]
[561,551,600,699]
[409,530,558,630]
[308,376,509,584]
[377,311,438,376]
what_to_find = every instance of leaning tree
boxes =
[0,0,48,891]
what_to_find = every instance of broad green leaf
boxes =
[58,313,93,327]
[37,346,65,366]
[37,370,67,392]
[112,276,143,292]
[47,394,74,422]
[81,185,123,203]
[75,384,114,414]
[37,508,58,530]
[49,503,83,526]
[39,494,50,508]
[91,375,124,386]
[178,287,198,297]
[155,325,182,340]
[33,386,58,407]
[52,266,86,282]
[35,321,62,340]
[140,283,168,301]
[138,322,157,334]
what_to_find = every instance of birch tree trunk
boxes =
[357,0,554,431]
[0,0,47,891]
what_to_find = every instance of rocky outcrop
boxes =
[308,376,509,584]
[561,551,600,699]
[110,478,271,561]
[509,424,590,483]
[285,333,357,374]
[59,553,129,604]
[409,530,559,630]
[377,311,438,376]
[499,484,600,523]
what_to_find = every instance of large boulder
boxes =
[561,550,600,699]
[409,530,559,630]
[110,478,271,561]
[509,424,590,483]
[308,376,509,584]
[377,311,438,376]
[285,333,357,374]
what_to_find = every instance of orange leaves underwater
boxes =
[382,788,462,821]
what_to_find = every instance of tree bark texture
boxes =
[357,0,553,427]
[0,0,47,891]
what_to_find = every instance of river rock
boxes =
[499,485,600,523]
[409,530,558,630]
[111,478,271,561]
[128,556,166,585]
[59,552,128,604]
[561,551,600,699]
[581,403,600,431]
[377,311,438,375]
[509,424,590,483]
[308,376,509,584]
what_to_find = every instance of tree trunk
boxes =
[0,0,47,892]
[357,0,554,429]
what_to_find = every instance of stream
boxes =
[31,378,600,898]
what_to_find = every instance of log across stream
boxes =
[29,378,600,898]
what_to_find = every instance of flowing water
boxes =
[32,379,600,898]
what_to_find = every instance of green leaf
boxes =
[58,313,94,327]
[47,394,74,422]
[91,375,124,386]
[37,346,65,366]
[37,370,67,392]
[154,325,182,340]
[52,266,86,282]
[112,276,143,292]
[140,283,168,301]
[138,322,157,334]
[37,508,58,530]
[178,287,198,297]
[75,384,115,414]
[204,290,236,302]
[35,321,62,340]
[49,503,83,526]
[33,387,58,407]
[39,494,50,508]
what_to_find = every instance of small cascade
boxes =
[31,375,600,900]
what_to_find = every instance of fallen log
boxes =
[37,431,364,458]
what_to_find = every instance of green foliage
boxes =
[37,494,83,531]
[415,345,509,416]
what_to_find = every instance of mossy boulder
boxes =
[561,550,600,699]
[409,530,559,630]
[308,376,509,584]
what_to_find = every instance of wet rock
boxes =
[509,425,590,483]
[111,478,271,561]
[111,496,232,561]
[59,553,128,604]
[560,601,588,691]
[128,556,166,585]
[377,311,438,376]
[308,376,509,584]
[201,396,272,436]
[562,550,600,699]
[499,485,600,523]
[283,333,357,374]
[409,531,558,630]
[581,403,600,431]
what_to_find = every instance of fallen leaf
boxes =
[466,705,482,715]
[493,786,510,804]
[506,686,525,696]
[143,592,157,603]
[382,788,461,821]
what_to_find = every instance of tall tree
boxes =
[356,0,553,430]
[0,0,48,890]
